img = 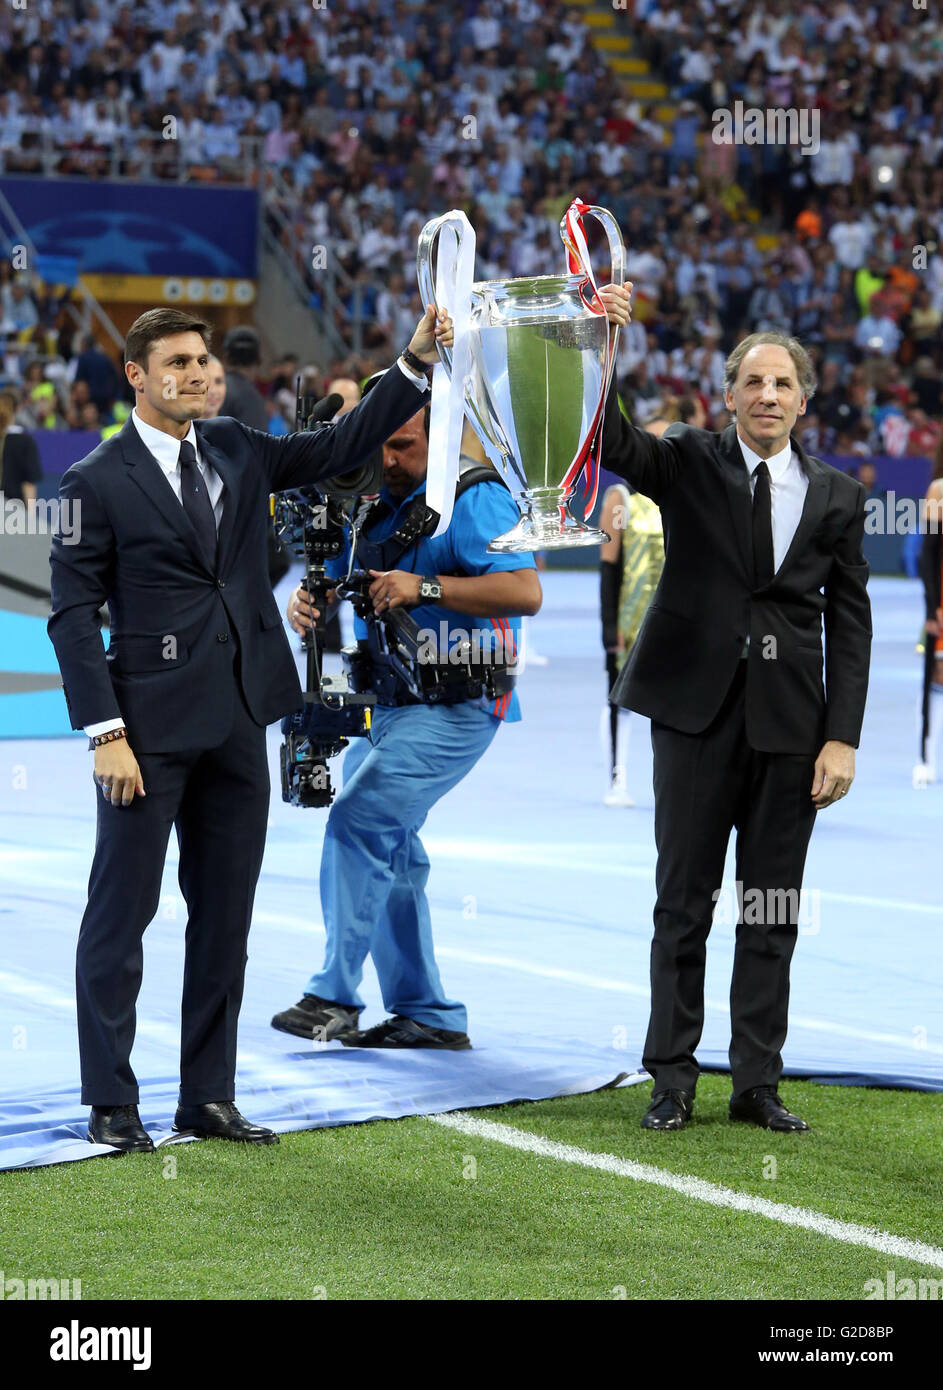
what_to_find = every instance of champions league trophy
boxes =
[416,198,626,551]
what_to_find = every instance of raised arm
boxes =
[241,307,452,493]
[597,283,683,504]
[599,381,684,504]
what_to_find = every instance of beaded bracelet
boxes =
[90,728,127,749]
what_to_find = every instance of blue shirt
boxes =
[327,474,536,722]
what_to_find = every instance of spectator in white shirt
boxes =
[139,52,172,103]
[596,129,627,178]
[150,30,186,86]
[45,96,83,146]
[470,1,501,51]
[82,100,119,144]
[376,271,417,347]
[176,105,206,162]
[867,134,908,194]
[616,319,649,377]
[679,46,713,84]
[827,215,873,271]
[243,34,274,85]
[200,108,241,165]
[358,213,401,272]
[854,311,901,358]
[625,243,667,303]
[809,128,858,187]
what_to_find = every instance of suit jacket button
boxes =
[217,580,226,589]
[217,633,229,643]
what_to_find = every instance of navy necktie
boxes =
[178,438,217,570]
[752,460,775,588]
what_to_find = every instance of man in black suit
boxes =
[48,304,451,1152]
[598,284,871,1132]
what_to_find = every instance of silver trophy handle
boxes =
[416,212,512,469]
[560,203,626,383]
[416,212,462,375]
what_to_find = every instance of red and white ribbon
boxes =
[559,197,612,521]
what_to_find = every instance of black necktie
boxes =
[751,460,774,588]
[178,438,217,570]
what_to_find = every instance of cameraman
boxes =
[272,401,541,1049]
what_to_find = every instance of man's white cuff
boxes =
[396,356,430,392]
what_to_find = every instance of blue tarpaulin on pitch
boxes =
[0,574,940,1170]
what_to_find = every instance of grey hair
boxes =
[723,331,817,400]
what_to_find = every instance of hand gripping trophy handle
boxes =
[562,203,627,388]
[557,202,627,510]
[416,212,510,468]
[416,212,454,372]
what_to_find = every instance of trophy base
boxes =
[487,497,610,553]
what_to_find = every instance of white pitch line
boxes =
[428,1111,943,1272]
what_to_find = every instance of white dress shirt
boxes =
[738,432,808,574]
[129,407,225,525]
[738,432,809,659]
[86,366,429,739]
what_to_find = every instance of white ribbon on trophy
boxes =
[425,210,475,537]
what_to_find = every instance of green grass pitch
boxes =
[1,1076,940,1300]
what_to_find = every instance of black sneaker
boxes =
[270,994,361,1041]
[341,1015,472,1050]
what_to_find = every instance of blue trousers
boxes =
[305,702,500,1032]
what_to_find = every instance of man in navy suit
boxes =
[48,304,451,1151]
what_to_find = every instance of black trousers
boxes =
[76,681,270,1107]
[645,662,818,1095]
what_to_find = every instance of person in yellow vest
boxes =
[99,400,132,441]
[598,394,707,805]
[29,380,63,429]
[600,475,664,806]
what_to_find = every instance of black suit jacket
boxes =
[48,368,424,753]
[919,526,941,620]
[601,388,872,754]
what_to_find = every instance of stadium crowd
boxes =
[0,0,941,459]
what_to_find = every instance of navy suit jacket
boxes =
[48,367,424,753]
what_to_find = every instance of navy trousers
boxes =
[76,682,270,1107]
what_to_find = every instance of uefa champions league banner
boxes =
[0,176,258,279]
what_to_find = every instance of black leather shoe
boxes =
[730,1085,810,1132]
[640,1089,694,1130]
[271,994,361,1041]
[173,1101,279,1144]
[341,1015,472,1049]
[88,1104,155,1152]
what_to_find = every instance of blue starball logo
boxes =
[26,209,245,276]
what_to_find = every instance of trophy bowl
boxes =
[417,203,625,552]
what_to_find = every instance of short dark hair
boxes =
[222,324,261,367]
[124,308,212,370]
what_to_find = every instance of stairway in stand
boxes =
[568,0,770,241]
